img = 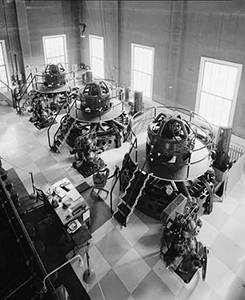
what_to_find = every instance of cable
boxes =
[0,155,32,174]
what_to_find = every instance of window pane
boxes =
[90,35,104,78]
[133,70,151,99]
[225,66,237,100]
[132,44,154,100]
[219,99,231,126]
[199,91,232,127]
[43,35,67,65]
[198,58,241,127]
[0,65,7,86]
[92,57,104,78]
[0,44,4,65]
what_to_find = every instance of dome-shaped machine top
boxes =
[80,81,111,114]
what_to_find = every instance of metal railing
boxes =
[109,105,215,212]
[47,93,78,149]
[0,78,14,104]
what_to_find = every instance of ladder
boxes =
[51,116,76,153]
[114,168,151,226]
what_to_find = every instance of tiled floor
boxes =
[1,100,245,300]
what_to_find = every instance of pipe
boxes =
[42,254,83,293]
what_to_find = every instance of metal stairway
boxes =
[0,91,13,106]
[114,168,151,226]
[51,115,77,153]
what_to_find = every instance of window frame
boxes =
[0,40,11,89]
[131,43,155,101]
[89,34,105,79]
[195,56,242,127]
[42,34,68,66]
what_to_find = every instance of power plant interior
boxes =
[1,1,245,300]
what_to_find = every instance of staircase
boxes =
[114,168,151,226]
[51,115,77,153]
[0,91,13,106]
[188,175,214,214]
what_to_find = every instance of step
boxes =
[118,203,131,217]
[122,194,137,208]
[114,211,127,227]
[0,91,13,107]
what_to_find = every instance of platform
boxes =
[69,99,127,123]
[130,131,212,181]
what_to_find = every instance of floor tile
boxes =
[29,146,52,162]
[76,245,112,291]
[15,162,41,182]
[2,103,245,300]
[219,194,239,216]
[210,232,245,272]
[42,167,67,182]
[153,260,184,296]
[89,269,130,300]
[35,155,59,171]
[127,296,136,300]
[222,275,245,300]
[206,290,223,300]
[221,216,245,250]
[10,153,35,169]
[132,270,176,300]
[202,203,229,230]
[113,248,151,293]
[133,227,161,268]
[197,218,219,248]
[232,201,245,226]
[23,171,49,191]
[228,181,245,200]
[92,219,115,244]
[177,275,213,300]
[95,228,132,267]
[236,259,245,281]
[119,216,150,246]
[205,253,236,298]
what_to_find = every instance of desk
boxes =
[45,178,90,227]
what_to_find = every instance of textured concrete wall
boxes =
[0,0,22,82]
[1,0,81,80]
[81,0,119,82]
[83,0,245,138]
[25,0,80,72]
[2,0,245,137]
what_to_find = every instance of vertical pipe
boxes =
[29,172,36,195]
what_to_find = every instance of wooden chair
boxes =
[92,167,110,198]
[34,186,50,213]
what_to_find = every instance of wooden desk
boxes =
[45,178,90,227]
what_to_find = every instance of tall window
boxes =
[195,57,242,127]
[89,35,104,79]
[131,43,154,100]
[0,40,9,91]
[43,35,67,65]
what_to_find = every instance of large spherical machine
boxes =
[50,79,130,177]
[114,106,216,283]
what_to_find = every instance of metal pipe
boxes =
[42,254,83,293]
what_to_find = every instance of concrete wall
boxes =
[0,0,81,81]
[1,0,245,138]
[0,0,22,83]
[83,0,245,138]
[81,0,119,82]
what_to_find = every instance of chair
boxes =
[34,186,50,213]
[92,167,110,198]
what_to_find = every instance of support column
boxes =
[14,0,33,81]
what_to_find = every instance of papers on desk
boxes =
[55,186,67,199]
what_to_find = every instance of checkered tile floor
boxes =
[1,100,245,300]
